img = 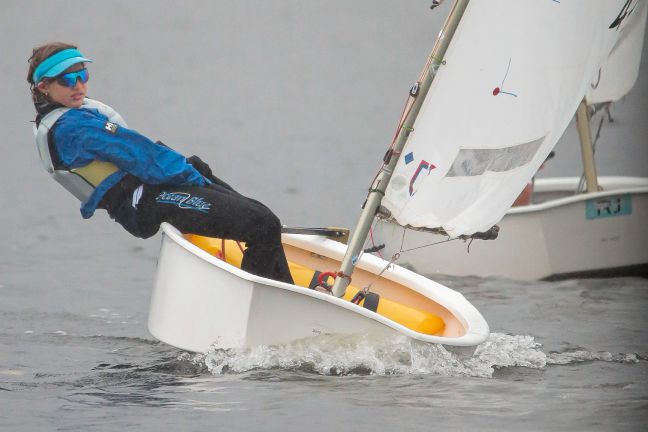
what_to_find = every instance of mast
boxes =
[331,0,471,297]
[575,98,599,193]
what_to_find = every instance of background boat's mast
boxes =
[331,0,471,297]
[575,98,600,193]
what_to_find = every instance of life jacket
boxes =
[34,98,128,202]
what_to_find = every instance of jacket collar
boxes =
[35,100,67,126]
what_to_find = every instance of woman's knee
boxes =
[249,207,282,243]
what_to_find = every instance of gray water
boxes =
[1,1,647,431]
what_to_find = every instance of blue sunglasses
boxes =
[55,69,89,87]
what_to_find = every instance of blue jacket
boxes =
[51,107,207,218]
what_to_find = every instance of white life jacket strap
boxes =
[34,107,69,174]
[33,98,128,202]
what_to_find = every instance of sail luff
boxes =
[330,0,471,298]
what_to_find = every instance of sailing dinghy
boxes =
[149,0,493,354]
[148,0,637,353]
[373,0,648,281]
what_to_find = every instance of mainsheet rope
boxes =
[356,219,465,299]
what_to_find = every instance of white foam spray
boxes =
[197,332,550,377]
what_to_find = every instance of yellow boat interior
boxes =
[184,234,468,338]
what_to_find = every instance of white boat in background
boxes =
[373,0,648,281]
[374,177,648,281]
[148,0,638,353]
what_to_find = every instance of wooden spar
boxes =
[331,0,471,298]
[575,98,600,193]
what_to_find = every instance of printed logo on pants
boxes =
[155,191,212,213]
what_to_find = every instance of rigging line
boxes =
[592,113,605,150]
[379,39,448,187]
[341,225,404,294]
[390,89,417,145]
[467,238,474,254]
[590,101,613,120]
[398,236,458,253]
[605,103,614,123]
[360,251,401,295]
[347,224,404,293]
[369,92,417,197]
[399,226,407,254]
[365,81,418,192]
[369,221,385,260]
[419,45,439,81]
[576,175,586,195]
[389,41,442,147]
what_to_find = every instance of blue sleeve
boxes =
[53,108,208,186]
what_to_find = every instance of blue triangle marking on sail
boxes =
[404,152,414,164]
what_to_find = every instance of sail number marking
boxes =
[585,195,632,220]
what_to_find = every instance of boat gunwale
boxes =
[508,176,648,215]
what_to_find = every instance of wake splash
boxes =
[195,332,549,378]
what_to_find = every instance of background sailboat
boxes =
[373,0,648,281]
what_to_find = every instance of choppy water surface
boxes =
[2,1,647,431]
[2,274,646,431]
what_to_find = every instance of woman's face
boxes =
[37,62,88,108]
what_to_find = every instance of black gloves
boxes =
[186,154,214,179]
[186,154,235,192]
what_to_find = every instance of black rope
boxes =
[363,244,385,254]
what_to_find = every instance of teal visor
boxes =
[32,48,92,83]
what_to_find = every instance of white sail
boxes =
[381,0,642,237]
[587,0,648,104]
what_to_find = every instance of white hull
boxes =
[148,223,489,354]
[373,177,648,281]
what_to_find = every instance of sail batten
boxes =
[382,0,644,237]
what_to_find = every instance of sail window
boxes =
[446,137,544,177]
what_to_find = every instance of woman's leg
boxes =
[138,183,294,284]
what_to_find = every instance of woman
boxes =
[27,42,294,284]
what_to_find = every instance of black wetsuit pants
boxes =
[104,177,294,284]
